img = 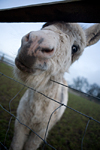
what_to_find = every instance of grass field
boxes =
[0,62,100,150]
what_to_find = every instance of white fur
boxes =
[10,23,100,150]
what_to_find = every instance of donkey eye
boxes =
[72,45,78,54]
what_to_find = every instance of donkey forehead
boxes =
[42,22,86,46]
[67,23,86,42]
[28,30,57,38]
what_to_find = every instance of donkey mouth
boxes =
[15,57,34,73]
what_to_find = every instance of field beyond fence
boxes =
[0,62,100,150]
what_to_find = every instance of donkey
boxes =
[10,22,100,150]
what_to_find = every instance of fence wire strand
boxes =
[81,118,91,150]
[0,104,55,150]
[42,104,62,150]
[4,86,25,146]
[50,79,100,101]
[0,71,100,150]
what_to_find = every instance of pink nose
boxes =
[22,32,44,45]
[21,32,54,58]
[15,31,54,72]
[21,32,44,47]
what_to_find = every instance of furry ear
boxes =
[85,24,100,47]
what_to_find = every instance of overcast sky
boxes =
[0,0,100,86]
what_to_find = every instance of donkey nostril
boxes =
[41,48,54,53]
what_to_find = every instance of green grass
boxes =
[0,62,27,149]
[0,62,100,150]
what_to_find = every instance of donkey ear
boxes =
[85,24,100,47]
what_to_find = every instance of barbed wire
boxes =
[0,71,100,150]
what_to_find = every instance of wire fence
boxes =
[0,52,14,67]
[0,62,100,150]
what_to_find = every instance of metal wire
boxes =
[0,141,8,150]
[0,104,55,150]
[0,71,100,150]
[50,79,100,101]
[42,104,62,150]
[81,118,91,150]
[4,86,25,145]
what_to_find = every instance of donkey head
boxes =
[15,22,100,87]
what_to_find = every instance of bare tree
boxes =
[87,83,100,98]
[71,77,89,92]
[71,77,100,100]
